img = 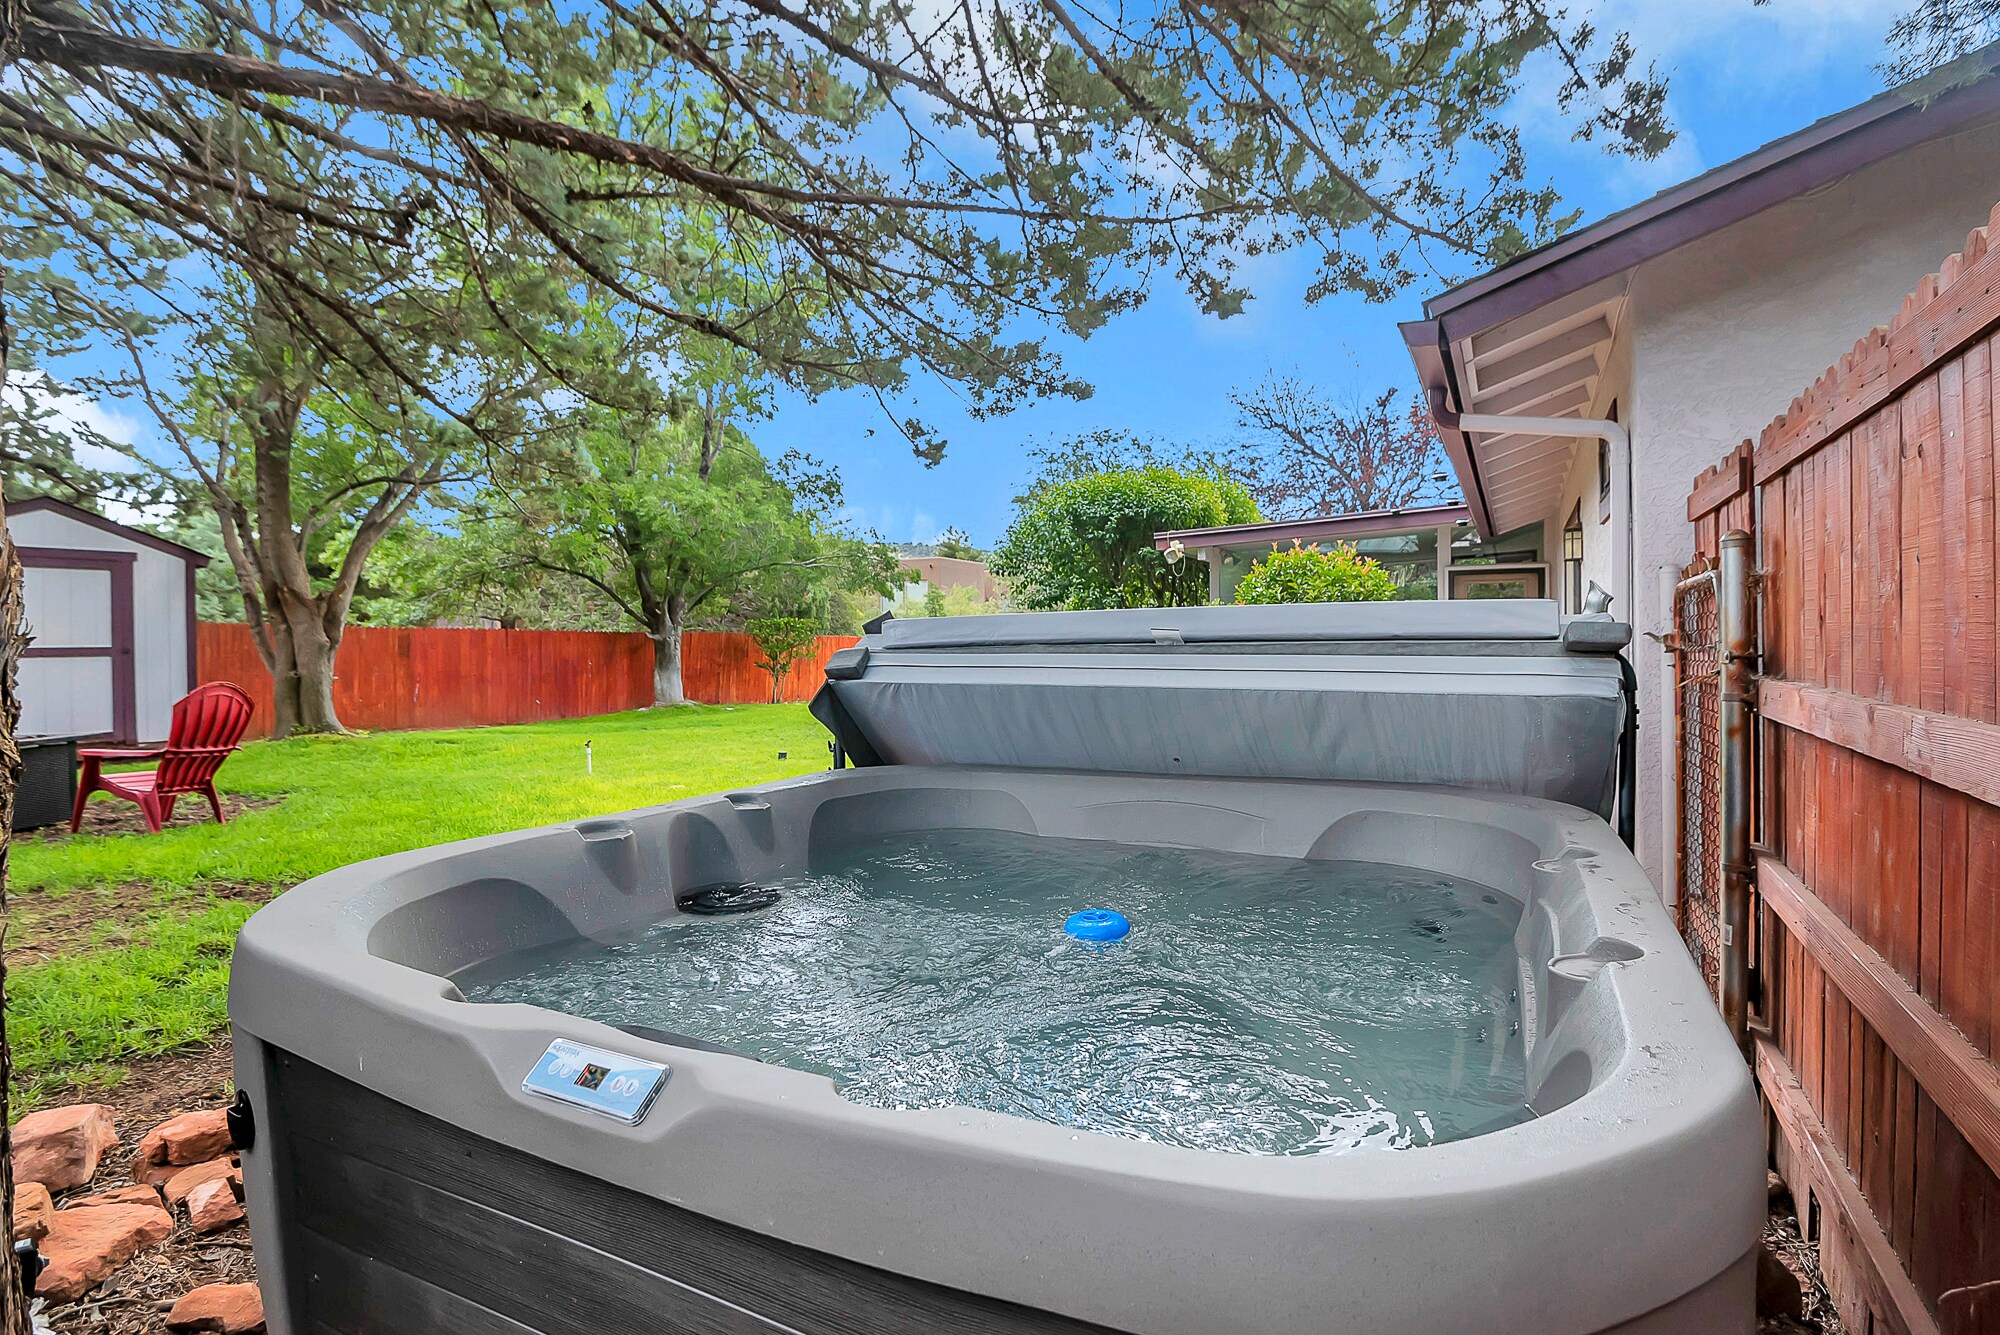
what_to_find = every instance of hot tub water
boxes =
[463,829,1533,1155]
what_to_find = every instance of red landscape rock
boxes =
[34,1201,173,1302]
[185,1176,246,1234]
[12,1182,53,1241]
[71,1183,164,1210]
[166,1282,266,1333]
[138,1108,233,1167]
[10,1104,120,1191]
[164,1157,241,1208]
[132,1156,181,1190]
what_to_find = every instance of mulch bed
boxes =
[1760,1186,1844,1334]
[21,795,284,846]
[39,1043,254,1335]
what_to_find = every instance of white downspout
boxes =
[1449,412,1633,622]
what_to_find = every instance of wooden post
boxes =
[1719,529,1755,1052]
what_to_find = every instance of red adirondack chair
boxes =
[70,682,256,834]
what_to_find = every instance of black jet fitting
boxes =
[15,1238,43,1295]
[227,1090,256,1152]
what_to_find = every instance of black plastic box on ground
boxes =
[14,737,77,831]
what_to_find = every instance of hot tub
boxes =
[230,601,1762,1334]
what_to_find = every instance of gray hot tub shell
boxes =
[229,602,1762,1334]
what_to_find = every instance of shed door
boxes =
[18,547,137,743]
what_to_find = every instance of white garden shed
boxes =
[12,496,210,744]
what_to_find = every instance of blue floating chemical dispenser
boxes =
[1064,909,1130,942]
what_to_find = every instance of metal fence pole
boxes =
[1718,529,1756,1053]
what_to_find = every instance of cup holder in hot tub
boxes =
[575,819,643,894]
[1542,936,1645,1035]
[1548,936,1645,978]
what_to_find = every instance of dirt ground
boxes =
[7,881,275,971]
[22,795,283,847]
[39,1044,251,1335]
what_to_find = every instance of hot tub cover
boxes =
[812,600,1629,816]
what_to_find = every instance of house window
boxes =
[1563,504,1584,612]
[1450,568,1545,600]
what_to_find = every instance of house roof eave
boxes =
[1422,40,2000,347]
[1154,501,1472,551]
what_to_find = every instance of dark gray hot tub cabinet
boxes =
[230,601,1762,1335]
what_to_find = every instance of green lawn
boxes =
[10,705,832,1108]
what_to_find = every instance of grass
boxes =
[10,705,832,1108]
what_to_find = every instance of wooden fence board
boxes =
[1759,680,2000,811]
[1690,213,2000,1334]
[1915,374,1949,714]
[1760,856,2000,1204]
[1754,209,2000,485]
[1688,444,1752,520]
[197,623,861,736]
[1757,1035,1943,1335]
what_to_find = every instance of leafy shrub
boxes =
[991,466,1260,610]
[1232,541,1398,605]
[746,616,821,702]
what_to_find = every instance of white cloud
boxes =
[1507,0,1906,205]
[1598,0,1904,70]
[3,373,146,469]
[833,500,951,545]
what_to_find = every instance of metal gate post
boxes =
[1717,529,1756,1053]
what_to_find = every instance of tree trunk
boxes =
[258,605,344,734]
[291,628,343,733]
[262,615,302,737]
[0,244,42,1335]
[651,618,686,707]
[0,507,35,1332]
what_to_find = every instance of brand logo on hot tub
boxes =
[523,1039,669,1124]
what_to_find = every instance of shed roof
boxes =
[13,495,212,566]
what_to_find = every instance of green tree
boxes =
[131,275,551,734]
[444,408,894,705]
[934,528,983,562]
[352,523,627,631]
[149,504,246,623]
[900,582,1003,618]
[1233,542,1399,605]
[2,1,1676,467]
[1232,378,1455,519]
[1880,2,2000,82]
[746,616,821,704]
[992,467,1259,611]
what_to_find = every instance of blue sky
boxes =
[770,0,1915,548]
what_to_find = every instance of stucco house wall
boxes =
[1538,116,2000,891]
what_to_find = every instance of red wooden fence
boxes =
[1683,202,2000,1335]
[196,623,860,735]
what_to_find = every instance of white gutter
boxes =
[1438,409,1634,622]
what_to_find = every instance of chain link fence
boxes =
[1675,561,1724,999]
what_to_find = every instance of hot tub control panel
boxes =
[522,1038,669,1124]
